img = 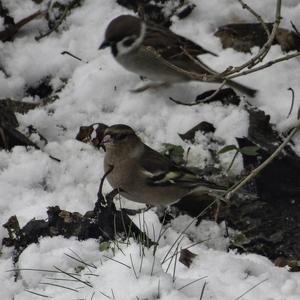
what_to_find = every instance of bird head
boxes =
[99,15,146,56]
[101,124,140,150]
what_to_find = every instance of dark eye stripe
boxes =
[110,133,127,141]
[109,132,135,141]
[116,133,127,140]
[123,37,135,47]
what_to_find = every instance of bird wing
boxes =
[138,144,175,174]
[143,23,219,76]
[144,23,217,58]
[139,145,226,190]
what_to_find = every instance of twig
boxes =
[142,1,299,91]
[234,278,268,300]
[69,248,97,268]
[165,236,184,272]
[97,290,112,299]
[143,46,216,82]
[150,254,156,277]
[178,276,207,291]
[139,245,144,274]
[199,281,207,300]
[40,282,79,292]
[91,291,96,300]
[287,87,295,118]
[130,254,138,279]
[163,238,211,266]
[169,80,227,106]
[162,199,218,264]
[290,21,300,38]
[224,0,282,75]
[226,51,300,80]
[111,289,115,300]
[226,149,240,172]
[118,199,128,241]
[102,255,131,269]
[45,277,78,282]
[172,244,180,282]
[35,7,68,41]
[157,279,160,299]
[25,289,51,298]
[98,227,125,255]
[177,0,281,79]
[53,266,93,288]
[225,117,300,201]
[7,268,80,276]
[185,147,191,166]
[64,253,93,273]
[61,51,86,63]
[238,0,270,37]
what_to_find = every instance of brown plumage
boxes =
[100,15,257,97]
[102,124,226,206]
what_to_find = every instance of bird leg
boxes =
[95,166,114,211]
[105,188,120,206]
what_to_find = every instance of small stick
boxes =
[7,268,80,276]
[199,281,207,300]
[234,278,268,300]
[238,0,270,37]
[290,21,300,38]
[68,248,97,268]
[226,51,300,80]
[53,266,92,288]
[35,7,68,41]
[287,87,295,118]
[61,51,86,63]
[130,254,138,279]
[178,276,207,291]
[162,199,218,264]
[172,244,180,282]
[169,80,227,106]
[64,253,94,272]
[224,0,282,76]
[102,255,131,269]
[40,282,79,292]
[25,289,50,298]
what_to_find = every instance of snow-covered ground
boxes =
[1,0,300,299]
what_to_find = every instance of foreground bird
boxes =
[102,124,227,206]
[99,15,257,96]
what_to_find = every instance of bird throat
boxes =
[111,44,118,56]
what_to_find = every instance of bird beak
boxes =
[99,40,110,50]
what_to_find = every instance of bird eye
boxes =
[115,133,127,140]
[123,37,135,47]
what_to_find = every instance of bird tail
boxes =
[173,185,256,217]
[226,79,257,98]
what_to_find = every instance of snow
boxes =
[1,0,300,299]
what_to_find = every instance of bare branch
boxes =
[226,51,300,79]
[238,0,270,37]
[225,117,300,201]
[169,81,227,106]
[290,21,300,38]
[224,0,282,76]
[166,0,299,90]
